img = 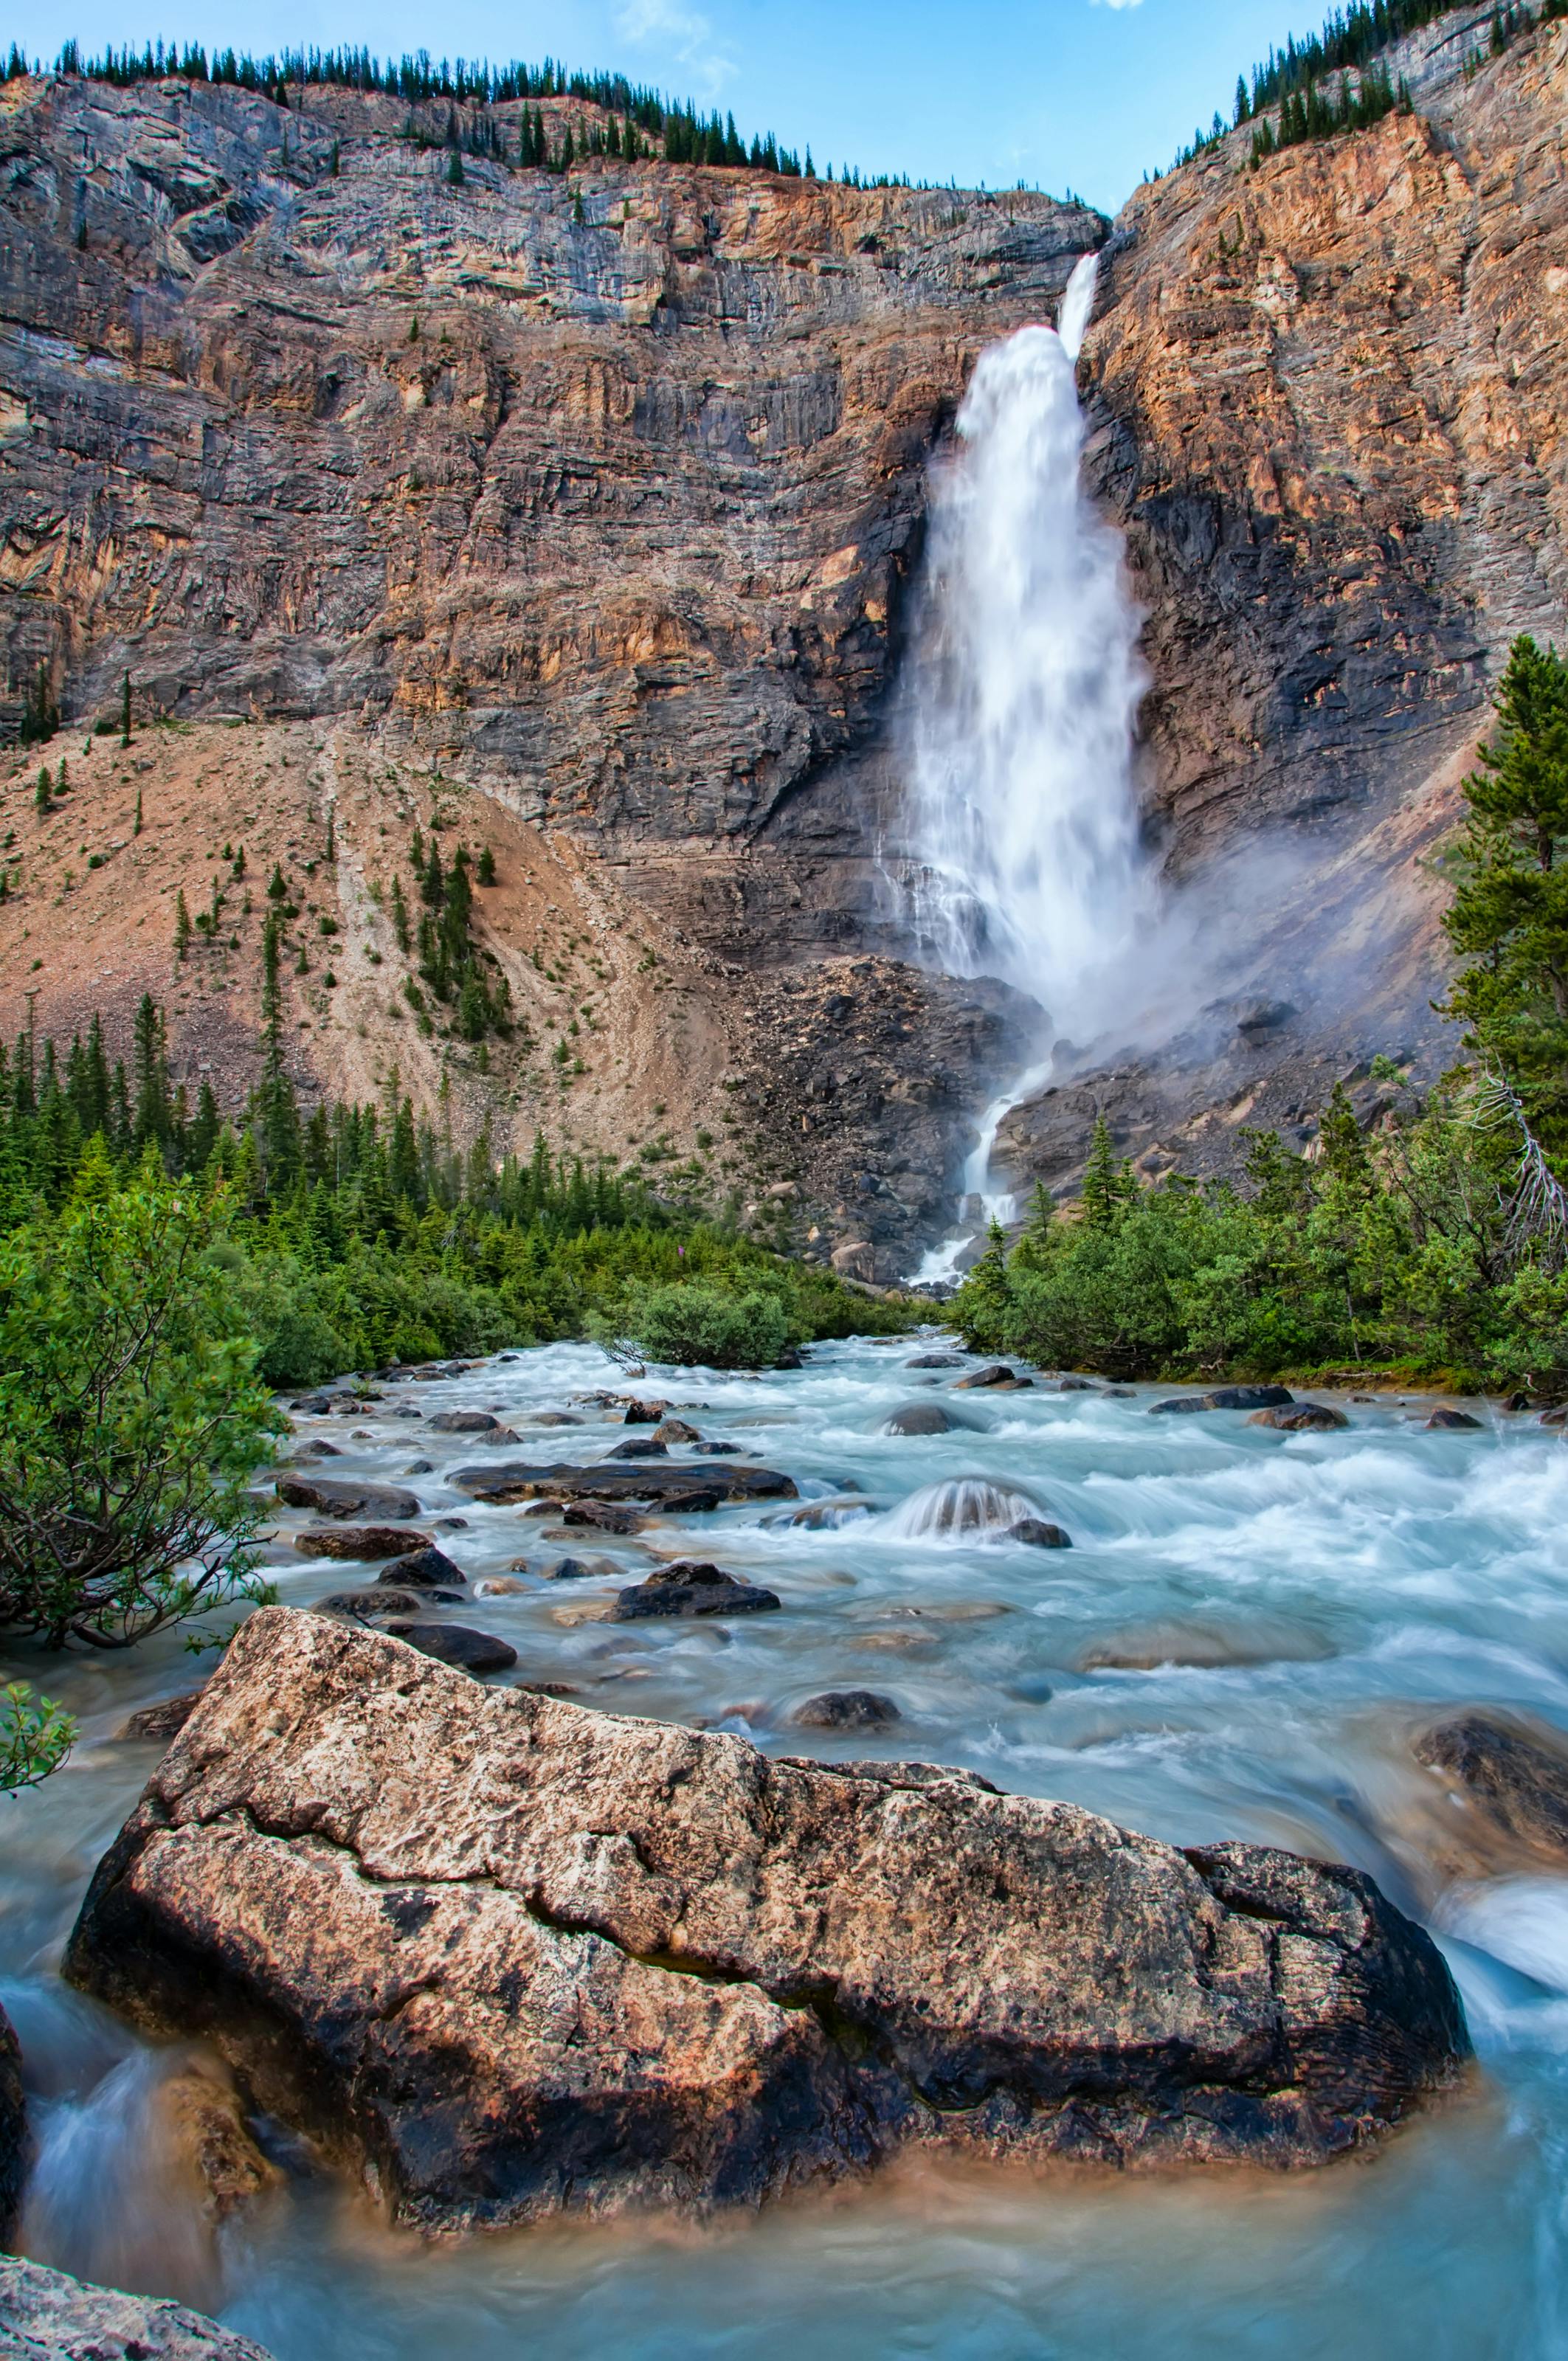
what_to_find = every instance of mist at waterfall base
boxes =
[7,1341,1568,2357]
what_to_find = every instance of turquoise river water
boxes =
[4,1334,1568,2358]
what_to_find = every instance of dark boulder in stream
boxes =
[66,1609,1471,2233]
[274,1476,422,1521]
[293,1525,435,1561]
[1,1997,24,2245]
[0,2257,276,2359]
[448,1459,796,1508]
[609,1562,782,1620]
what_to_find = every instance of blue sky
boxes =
[30,0,1330,212]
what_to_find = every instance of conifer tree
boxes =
[173,889,192,960]
[1080,1114,1135,1231]
[1442,633,1568,1155]
[34,767,50,815]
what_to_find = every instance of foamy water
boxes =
[4,1337,1568,2356]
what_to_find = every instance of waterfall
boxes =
[903,254,1153,1279]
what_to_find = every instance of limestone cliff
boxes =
[1,16,1566,1268]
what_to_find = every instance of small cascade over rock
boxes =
[880,1477,1049,1541]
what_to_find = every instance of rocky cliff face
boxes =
[2,19,1567,1262]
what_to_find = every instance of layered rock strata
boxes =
[66,1608,1468,2230]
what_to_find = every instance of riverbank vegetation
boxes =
[954,636,1568,1392]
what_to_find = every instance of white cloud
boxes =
[615,0,738,96]
[1091,0,1147,10]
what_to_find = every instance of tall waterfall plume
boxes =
[905,254,1151,1029]
[902,254,1155,1279]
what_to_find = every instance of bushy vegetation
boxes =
[953,636,1568,1393]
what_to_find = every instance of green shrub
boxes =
[601,1279,792,1369]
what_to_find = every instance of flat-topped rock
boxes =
[449,1460,797,1507]
[274,1475,422,1521]
[383,1622,519,1674]
[66,1609,1470,2235]
[293,1525,434,1560]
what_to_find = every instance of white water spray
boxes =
[905,255,1153,1282]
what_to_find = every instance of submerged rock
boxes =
[274,1476,421,1521]
[1006,1518,1072,1548]
[1247,1403,1350,1431]
[1,1998,22,2246]
[1415,1714,1568,1862]
[382,1622,519,1674]
[66,1609,1471,2232]
[609,1563,782,1621]
[316,1586,464,1617]
[792,1690,901,1731]
[1077,1619,1335,1673]
[0,2258,277,2359]
[1152,1386,1294,1415]
[119,1689,208,1741]
[531,1411,584,1428]
[294,1524,435,1561]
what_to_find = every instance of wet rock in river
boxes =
[652,1417,702,1444]
[609,1563,783,1621]
[119,1689,209,1740]
[1006,1518,1072,1548]
[274,1476,421,1521]
[622,1398,671,1425]
[384,1546,467,1589]
[294,1524,435,1561]
[65,1609,1471,2231]
[287,1437,342,1461]
[905,1351,965,1369]
[1542,1405,1567,1428]
[1,1999,23,2246]
[383,1622,519,1673]
[952,1364,1029,1389]
[792,1690,901,1731]
[475,1575,529,1597]
[1248,1403,1349,1431]
[1054,1376,1098,1392]
[1415,1714,1568,1862]
[561,1500,648,1535]
[609,1437,670,1459]
[402,1459,435,1476]
[531,1411,583,1427]
[1426,1407,1484,1430]
[881,1401,966,1437]
[1076,1619,1334,1672]
[449,1460,796,1508]
[316,1586,465,1617]
[0,2258,277,2360]
[539,1555,619,1582]
[427,1409,507,1434]
[1152,1386,1295,1415]
[157,2057,283,2222]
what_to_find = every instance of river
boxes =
[5,1337,1568,2357]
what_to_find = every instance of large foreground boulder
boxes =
[0,2257,274,2358]
[64,1608,1469,2234]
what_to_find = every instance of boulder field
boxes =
[63,1608,1469,2233]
